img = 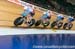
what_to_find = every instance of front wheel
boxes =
[57,22,63,29]
[68,23,73,30]
[14,17,24,27]
[42,21,50,28]
[28,19,35,27]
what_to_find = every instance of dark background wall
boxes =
[21,0,75,16]
[67,0,75,5]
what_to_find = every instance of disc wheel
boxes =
[28,19,35,27]
[14,17,24,27]
[35,20,42,26]
[51,21,57,28]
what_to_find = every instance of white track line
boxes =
[0,27,75,35]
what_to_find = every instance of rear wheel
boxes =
[35,20,42,26]
[57,22,63,29]
[63,23,68,29]
[51,21,57,28]
[42,21,50,28]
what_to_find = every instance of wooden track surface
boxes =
[0,0,75,30]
